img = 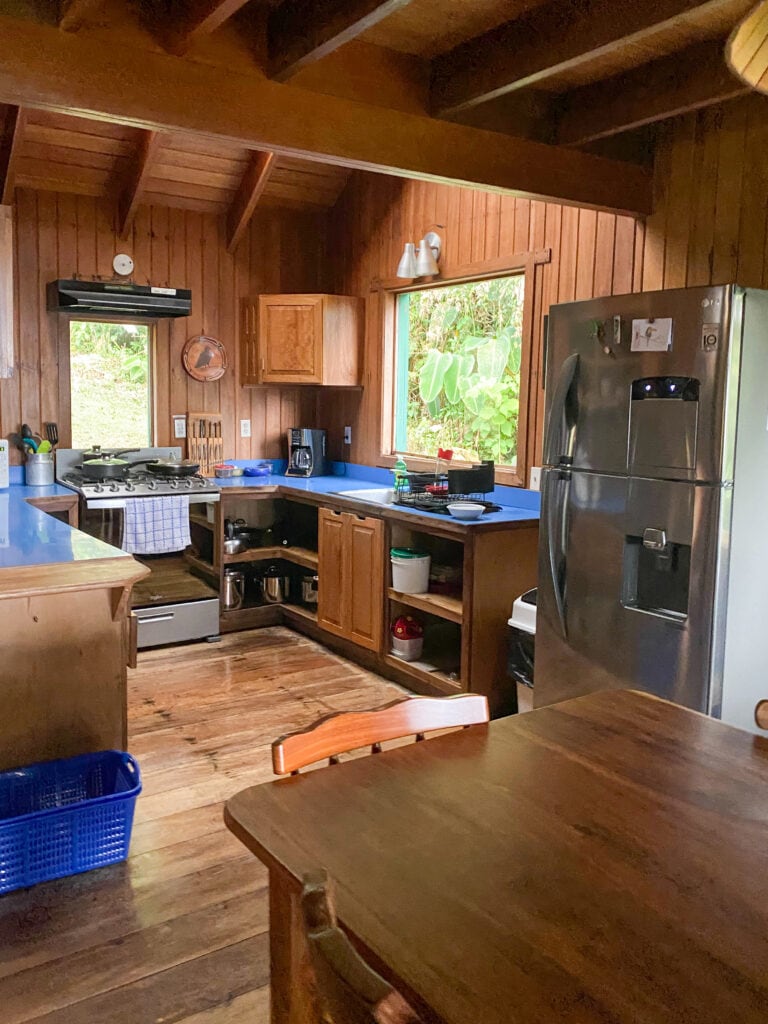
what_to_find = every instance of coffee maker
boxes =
[286,428,326,477]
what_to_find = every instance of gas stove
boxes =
[56,447,221,508]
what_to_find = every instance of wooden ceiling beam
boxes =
[226,150,276,252]
[0,12,652,215]
[556,38,749,145]
[268,0,416,82]
[153,0,252,55]
[431,0,754,117]
[0,105,26,206]
[117,130,162,236]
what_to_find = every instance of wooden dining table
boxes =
[224,689,768,1024]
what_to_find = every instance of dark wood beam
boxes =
[0,12,653,215]
[58,0,105,32]
[0,105,25,206]
[155,0,252,55]
[226,150,276,253]
[268,0,415,82]
[431,0,754,117]
[555,38,749,145]
[117,130,162,236]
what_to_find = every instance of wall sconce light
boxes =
[396,231,442,279]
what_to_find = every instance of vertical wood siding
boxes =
[3,191,325,463]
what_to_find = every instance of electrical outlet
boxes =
[173,416,186,439]
[344,426,352,445]
[529,466,542,491]
[240,419,252,438]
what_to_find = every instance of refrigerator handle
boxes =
[544,468,570,638]
[543,352,579,467]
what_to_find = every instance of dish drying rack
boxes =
[393,463,500,515]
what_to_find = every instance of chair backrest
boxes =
[756,700,768,730]
[301,870,422,1024]
[272,693,489,775]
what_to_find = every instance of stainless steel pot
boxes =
[222,570,245,610]
[261,564,290,604]
[300,574,319,606]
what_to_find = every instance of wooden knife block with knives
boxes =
[187,413,223,476]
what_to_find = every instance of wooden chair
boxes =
[301,869,422,1024]
[272,693,489,775]
[756,700,768,730]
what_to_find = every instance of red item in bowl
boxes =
[391,614,424,640]
[438,448,454,461]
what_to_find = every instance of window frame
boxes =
[64,315,157,450]
[379,254,536,490]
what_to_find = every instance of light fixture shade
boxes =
[396,242,418,278]
[415,236,439,276]
[727,2,768,93]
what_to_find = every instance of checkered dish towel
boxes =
[122,496,191,555]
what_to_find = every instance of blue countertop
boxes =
[0,482,127,569]
[211,463,541,527]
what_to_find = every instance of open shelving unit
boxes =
[222,546,319,569]
[387,587,462,624]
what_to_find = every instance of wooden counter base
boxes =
[0,556,149,771]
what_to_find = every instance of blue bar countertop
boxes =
[209,461,541,527]
[0,478,128,570]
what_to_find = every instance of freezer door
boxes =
[543,285,741,481]
[535,468,723,711]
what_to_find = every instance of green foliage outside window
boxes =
[397,275,525,465]
[69,320,151,450]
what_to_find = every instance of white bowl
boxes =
[446,502,485,521]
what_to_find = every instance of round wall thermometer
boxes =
[182,335,228,382]
[113,253,134,276]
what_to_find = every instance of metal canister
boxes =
[25,452,54,487]
[300,574,319,606]
[222,570,245,610]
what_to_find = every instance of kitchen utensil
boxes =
[145,458,200,478]
[22,424,42,444]
[222,570,245,610]
[80,455,135,480]
[446,502,485,521]
[44,422,59,447]
[224,518,235,540]
[260,564,290,604]
[37,440,52,454]
[300,574,319,606]
[223,537,249,556]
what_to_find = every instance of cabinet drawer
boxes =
[134,599,220,648]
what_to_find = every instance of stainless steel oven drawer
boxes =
[134,599,220,648]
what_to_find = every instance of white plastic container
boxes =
[390,548,431,594]
[391,636,424,662]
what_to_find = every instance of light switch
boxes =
[240,419,252,438]
[529,466,541,491]
[344,426,352,445]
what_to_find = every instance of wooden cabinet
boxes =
[318,508,384,652]
[242,293,362,386]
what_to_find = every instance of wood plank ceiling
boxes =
[0,0,762,219]
[0,105,351,245]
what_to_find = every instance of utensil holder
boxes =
[25,452,54,487]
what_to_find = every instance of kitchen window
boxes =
[391,274,527,471]
[69,320,152,450]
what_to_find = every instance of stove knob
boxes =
[148,480,157,490]
[170,478,179,489]
[109,482,119,492]
[94,483,103,493]
[125,482,134,491]
[183,478,192,488]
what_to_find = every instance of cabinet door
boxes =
[259,295,323,384]
[240,300,260,386]
[346,513,385,652]
[317,508,348,638]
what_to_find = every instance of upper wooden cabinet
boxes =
[242,294,363,386]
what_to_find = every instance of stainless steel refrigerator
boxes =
[536,284,768,734]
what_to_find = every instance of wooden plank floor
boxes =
[0,627,405,1024]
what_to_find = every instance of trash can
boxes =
[507,588,536,713]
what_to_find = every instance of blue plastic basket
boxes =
[0,750,141,894]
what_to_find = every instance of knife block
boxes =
[187,413,224,476]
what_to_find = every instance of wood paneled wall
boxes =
[4,189,325,463]
[318,93,768,475]
[318,172,645,473]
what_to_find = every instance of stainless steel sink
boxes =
[332,487,396,506]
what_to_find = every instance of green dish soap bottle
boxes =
[393,457,408,493]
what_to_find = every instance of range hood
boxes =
[47,279,192,318]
